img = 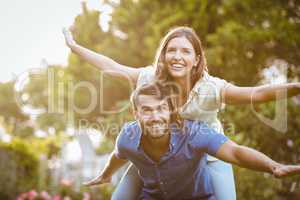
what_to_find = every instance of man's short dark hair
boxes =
[131,82,182,126]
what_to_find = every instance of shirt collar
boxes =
[134,121,186,151]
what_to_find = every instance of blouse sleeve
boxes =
[136,66,155,87]
[207,74,229,110]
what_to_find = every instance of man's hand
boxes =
[82,152,127,187]
[62,27,77,48]
[82,175,111,187]
[273,164,300,178]
[216,141,300,178]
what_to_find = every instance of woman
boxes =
[63,27,300,200]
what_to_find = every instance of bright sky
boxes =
[1,0,110,83]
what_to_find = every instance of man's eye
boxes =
[163,105,169,110]
[159,105,168,111]
[141,108,151,113]
[162,107,169,111]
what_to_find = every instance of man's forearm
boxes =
[101,152,128,178]
[217,141,300,178]
[83,152,128,186]
[231,145,280,174]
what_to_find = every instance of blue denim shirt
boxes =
[115,120,228,200]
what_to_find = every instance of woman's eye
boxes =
[167,48,175,53]
[182,49,191,54]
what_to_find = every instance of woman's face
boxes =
[165,36,198,80]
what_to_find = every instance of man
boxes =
[84,83,300,200]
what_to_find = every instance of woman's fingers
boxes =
[62,27,76,47]
[69,25,75,32]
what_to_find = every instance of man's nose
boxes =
[149,111,160,120]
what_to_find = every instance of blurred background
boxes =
[1,0,300,199]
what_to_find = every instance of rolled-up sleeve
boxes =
[205,130,228,156]
[114,126,128,159]
[208,74,229,110]
[136,66,155,87]
[189,122,229,156]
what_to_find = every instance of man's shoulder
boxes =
[117,121,140,143]
[121,121,139,133]
[185,120,228,154]
[185,120,217,137]
[185,120,211,131]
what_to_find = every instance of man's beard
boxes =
[142,120,169,139]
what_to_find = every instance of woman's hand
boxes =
[61,27,143,82]
[82,174,111,187]
[62,27,77,49]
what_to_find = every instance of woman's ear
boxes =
[195,54,201,66]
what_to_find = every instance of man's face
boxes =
[135,94,171,139]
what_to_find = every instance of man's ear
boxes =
[133,110,138,120]
[129,105,138,119]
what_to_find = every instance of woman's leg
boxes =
[111,163,143,200]
[207,160,236,200]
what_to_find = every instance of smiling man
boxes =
[84,83,300,200]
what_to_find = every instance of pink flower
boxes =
[16,196,24,200]
[83,193,90,200]
[16,192,28,200]
[28,190,38,199]
[60,178,73,187]
[63,196,71,200]
[40,191,51,200]
[21,193,28,198]
[52,195,62,200]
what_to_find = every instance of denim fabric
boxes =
[111,164,142,200]
[207,160,236,200]
[112,161,236,200]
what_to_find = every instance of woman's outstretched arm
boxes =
[222,82,300,105]
[62,28,143,83]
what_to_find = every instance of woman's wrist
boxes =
[69,43,79,53]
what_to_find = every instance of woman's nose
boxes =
[173,50,182,60]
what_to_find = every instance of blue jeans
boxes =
[206,160,236,200]
[111,164,142,200]
[112,160,236,200]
